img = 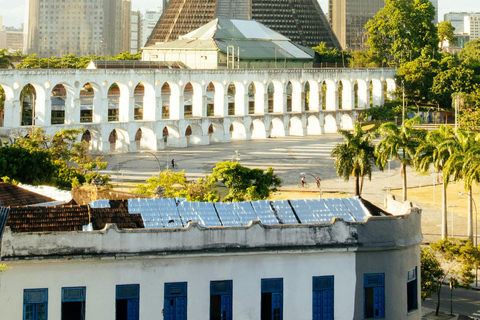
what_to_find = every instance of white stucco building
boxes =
[465,14,480,40]
[0,196,422,319]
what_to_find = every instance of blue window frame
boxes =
[61,287,86,320]
[407,268,418,312]
[24,288,48,320]
[312,276,334,320]
[364,274,385,319]
[210,280,232,320]
[261,278,283,320]
[116,284,139,320]
[164,282,187,320]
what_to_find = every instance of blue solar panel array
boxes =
[123,197,370,229]
[89,200,111,208]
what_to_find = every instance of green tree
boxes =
[0,49,14,68]
[420,247,443,301]
[348,50,383,68]
[438,20,456,47]
[312,42,348,65]
[212,161,281,202]
[431,66,477,107]
[365,0,438,64]
[330,123,376,196]
[457,85,480,132]
[459,39,480,72]
[429,238,479,315]
[415,125,455,238]
[375,117,427,202]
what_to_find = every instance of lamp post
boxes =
[402,79,405,124]
[301,172,321,198]
[141,151,161,175]
[454,95,459,131]
[459,192,478,287]
[448,205,458,237]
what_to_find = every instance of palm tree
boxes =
[375,117,426,202]
[331,123,376,196]
[415,125,455,238]
[443,130,480,242]
[0,49,14,69]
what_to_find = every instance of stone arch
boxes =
[229,120,247,140]
[288,80,302,112]
[268,80,283,113]
[286,81,293,112]
[354,80,359,108]
[371,78,383,107]
[338,81,343,110]
[227,81,246,116]
[208,122,224,143]
[133,83,145,121]
[307,115,322,135]
[0,84,13,127]
[162,125,180,147]
[107,83,120,122]
[206,82,216,117]
[289,116,304,136]
[306,79,319,111]
[269,117,285,137]
[184,81,202,118]
[324,114,338,133]
[321,81,327,110]
[385,78,396,101]
[50,84,67,125]
[20,83,41,126]
[340,114,354,130]
[356,79,368,109]
[141,81,155,121]
[82,129,102,151]
[109,128,130,152]
[324,79,337,111]
[227,83,236,115]
[185,123,203,145]
[135,126,157,151]
[340,79,353,110]
[161,82,171,119]
[250,119,267,139]
[80,82,99,123]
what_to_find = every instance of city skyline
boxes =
[0,0,478,34]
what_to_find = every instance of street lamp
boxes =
[301,172,321,198]
[448,205,458,237]
[402,79,405,124]
[141,151,161,174]
[459,192,478,287]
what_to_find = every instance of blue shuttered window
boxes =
[261,278,283,320]
[407,268,418,312]
[24,289,48,320]
[210,280,233,320]
[364,274,385,318]
[164,282,187,320]
[116,284,140,320]
[61,287,86,320]
[312,276,334,320]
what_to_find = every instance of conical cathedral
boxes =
[146,0,340,49]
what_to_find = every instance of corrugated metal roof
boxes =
[0,207,10,240]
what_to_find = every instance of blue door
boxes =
[261,278,283,320]
[220,295,232,320]
[127,299,139,320]
[164,282,187,320]
[373,287,385,318]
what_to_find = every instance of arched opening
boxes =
[109,128,129,152]
[107,83,120,122]
[269,118,285,137]
[134,83,144,120]
[81,130,91,143]
[80,83,94,123]
[250,119,266,139]
[371,78,383,107]
[307,116,321,135]
[321,82,327,110]
[135,127,156,150]
[356,79,368,109]
[369,81,374,108]
[0,86,6,127]
[21,84,36,126]
[50,84,66,125]
[340,114,353,130]
[267,82,274,113]
[161,83,171,119]
[227,83,235,115]
[185,124,203,145]
[304,82,310,111]
[354,81,359,108]
[289,117,304,136]
[82,129,101,151]
[385,78,396,101]
[184,81,202,118]
[208,123,224,143]
[338,81,343,110]
[206,82,215,117]
[286,82,293,112]
[183,82,194,118]
[248,82,255,115]
[324,115,338,133]
[162,125,180,147]
[229,121,247,140]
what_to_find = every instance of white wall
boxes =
[0,250,356,319]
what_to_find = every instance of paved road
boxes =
[102,134,471,243]
[422,285,480,319]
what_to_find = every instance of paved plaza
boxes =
[103,134,471,244]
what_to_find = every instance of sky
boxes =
[0,0,478,29]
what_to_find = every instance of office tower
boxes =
[146,0,340,49]
[141,9,163,47]
[328,0,384,50]
[24,0,131,57]
[465,14,480,40]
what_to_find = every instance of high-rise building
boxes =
[430,0,439,23]
[328,0,384,50]
[0,15,24,52]
[465,14,480,40]
[130,11,141,54]
[445,12,480,35]
[146,0,340,49]
[24,0,131,57]
[141,9,163,48]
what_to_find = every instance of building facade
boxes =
[465,14,480,40]
[146,0,340,49]
[0,16,24,52]
[328,0,384,50]
[23,0,131,57]
[140,9,163,49]
[0,197,422,319]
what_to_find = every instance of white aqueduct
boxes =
[0,68,396,152]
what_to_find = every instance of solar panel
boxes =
[155,198,183,228]
[270,200,298,224]
[320,198,354,222]
[214,202,242,226]
[177,201,202,226]
[290,199,322,224]
[251,200,279,225]
[234,202,258,226]
[341,197,370,222]
[128,198,164,229]
[89,200,110,208]
[196,202,222,227]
